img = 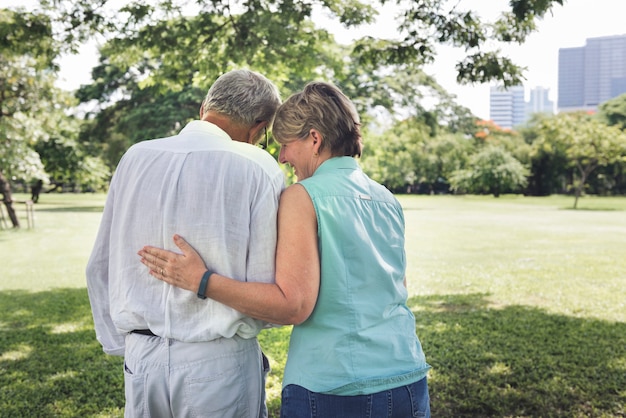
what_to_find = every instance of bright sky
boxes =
[445,0,626,119]
[327,0,626,119]
[6,0,626,120]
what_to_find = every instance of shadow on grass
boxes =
[2,289,624,417]
[0,288,124,417]
[409,293,626,417]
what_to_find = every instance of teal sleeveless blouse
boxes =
[282,157,430,395]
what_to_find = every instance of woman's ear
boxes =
[310,129,321,150]
[311,129,321,144]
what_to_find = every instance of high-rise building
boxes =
[558,34,626,112]
[489,85,525,129]
[527,86,555,118]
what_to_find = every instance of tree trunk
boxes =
[0,171,20,228]
[573,172,586,209]
[573,163,596,209]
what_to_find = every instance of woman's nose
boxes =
[278,147,287,164]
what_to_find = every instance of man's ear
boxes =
[248,120,268,145]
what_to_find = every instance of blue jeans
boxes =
[280,377,430,418]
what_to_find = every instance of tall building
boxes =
[489,85,525,129]
[558,34,626,112]
[527,86,555,118]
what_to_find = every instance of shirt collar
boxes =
[180,120,232,142]
[314,156,359,176]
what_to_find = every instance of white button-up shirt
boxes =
[86,120,285,356]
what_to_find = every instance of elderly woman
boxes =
[139,81,431,417]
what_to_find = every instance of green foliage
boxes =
[533,112,626,207]
[34,0,115,53]
[7,0,570,87]
[0,55,76,183]
[455,51,526,88]
[598,92,626,130]
[0,6,111,187]
[78,84,206,168]
[74,2,353,166]
[35,136,110,192]
[519,114,568,196]
[419,133,474,191]
[449,145,529,197]
[4,0,618,200]
[91,1,340,92]
[376,0,565,87]
[361,119,427,191]
[0,8,57,69]
[509,0,565,20]
[48,0,567,173]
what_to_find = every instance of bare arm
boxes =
[138,184,320,325]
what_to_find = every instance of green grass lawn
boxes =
[1,193,624,417]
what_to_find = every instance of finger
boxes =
[141,246,169,262]
[140,256,160,274]
[173,234,200,258]
[139,253,153,267]
[138,250,158,266]
[173,234,191,254]
[151,266,164,279]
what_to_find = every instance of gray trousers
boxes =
[123,332,268,418]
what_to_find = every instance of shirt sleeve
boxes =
[245,170,285,285]
[85,173,126,356]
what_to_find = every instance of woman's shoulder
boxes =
[281,183,311,204]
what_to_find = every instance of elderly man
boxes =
[86,69,284,418]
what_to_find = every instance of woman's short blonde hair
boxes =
[273,82,362,158]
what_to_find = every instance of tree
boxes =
[534,112,626,208]
[0,8,55,186]
[15,0,568,88]
[74,4,354,167]
[351,0,565,87]
[78,70,206,169]
[59,0,571,113]
[420,132,474,193]
[0,54,54,188]
[3,0,571,194]
[597,93,626,130]
[0,7,110,192]
[0,171,19,227]
[519,114,569,195]
[0,52,108,192]
[449,144,529,197]
[361,121,426,192]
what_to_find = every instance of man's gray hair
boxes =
[202,69,281,128]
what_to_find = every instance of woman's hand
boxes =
[138,234,208,293]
